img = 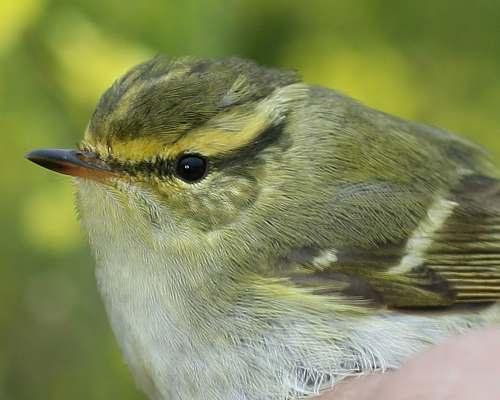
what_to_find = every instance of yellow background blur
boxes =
[2,1,500,399]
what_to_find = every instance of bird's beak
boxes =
[26,148,116,181]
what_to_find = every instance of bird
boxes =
[27,56,500,400]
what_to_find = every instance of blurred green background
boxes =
[2,1,500,399]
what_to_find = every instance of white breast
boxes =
[76,180,260,399]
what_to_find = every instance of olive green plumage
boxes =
[89,56,298,140]
[28,55,500,400]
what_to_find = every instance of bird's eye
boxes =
[175,154,208,183]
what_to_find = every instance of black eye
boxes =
[175,154,208,183]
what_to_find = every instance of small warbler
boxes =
[27,56,500,400]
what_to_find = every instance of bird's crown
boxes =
[82,56,300,165]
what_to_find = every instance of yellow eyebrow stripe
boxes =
[84,111,272,162]
[172,113,270,157]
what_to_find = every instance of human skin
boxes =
[318,328,500,400]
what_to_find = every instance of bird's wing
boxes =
[276,174,500,308]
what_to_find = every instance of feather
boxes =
[278,175,500,308]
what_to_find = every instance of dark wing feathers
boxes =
[425,175,500,303]
[279,175,500,309]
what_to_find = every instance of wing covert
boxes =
[277,175,500,309]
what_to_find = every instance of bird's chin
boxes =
[75,176,148,210]
[74,174,141,199]
[75,177,134,221]
[75,177,176,235]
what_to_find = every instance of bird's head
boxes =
[27,56,322,259]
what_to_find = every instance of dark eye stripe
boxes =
[210,121,288,169]
[88,121,287,177]
[105,157,174,177]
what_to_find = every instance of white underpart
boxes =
[390,197,458,275]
